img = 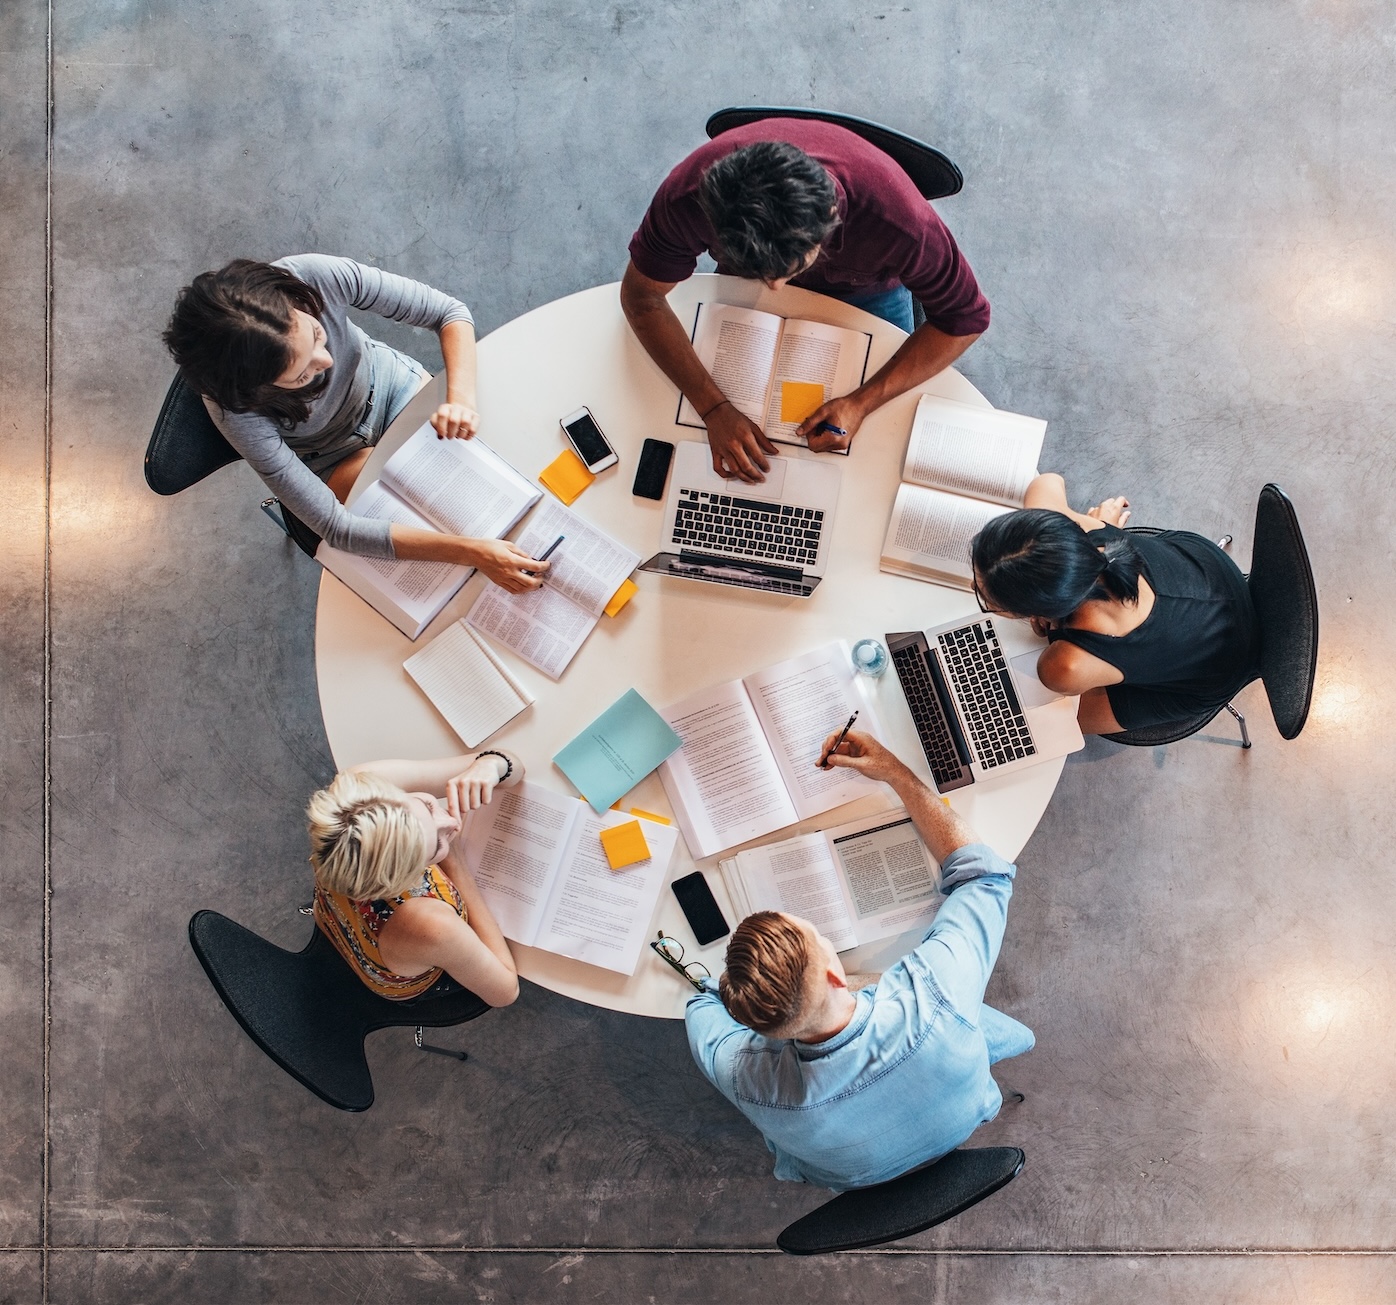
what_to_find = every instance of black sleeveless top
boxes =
[1047,527,1260,729]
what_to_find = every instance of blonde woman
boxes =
[307,751,522,1007]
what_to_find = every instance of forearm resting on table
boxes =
[620,264,725,413]
[439,320,478,408]
[849,324,980,418]
[389,522,487,565]
[883,761,979,865]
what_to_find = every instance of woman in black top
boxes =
[970,475,1260,735]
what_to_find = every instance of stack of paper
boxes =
[403,619,534,747]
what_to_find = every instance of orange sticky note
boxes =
[629,807,671,826]
[603,577,638,618]
[599,819,650,870]
[538,447,596,505]
[779,380,826,424]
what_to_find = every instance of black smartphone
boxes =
[632,437,675,500]
[670,871,730,946]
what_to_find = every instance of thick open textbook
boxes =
[676,303,872,448]
[461,781,679,975]
[316,421,542,639]
[717,809,943,953]
[467,498,640,680]
[657,641,890,861]
[403,619,534,747]
[880,394,1047,590]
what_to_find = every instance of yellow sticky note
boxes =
[779,380,826,424]
[603,577,638,618]
[599,819,650,870]
[539,447,596,505]
[629,807,671,826]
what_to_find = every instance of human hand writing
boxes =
[469,539,547,593]
[431,402,481,441]
[817,728,909,785]
[797,393,867,454]
[705,401,777,483]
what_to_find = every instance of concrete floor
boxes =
[4,0,1395,1300]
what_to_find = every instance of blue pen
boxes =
[817,421,848,437]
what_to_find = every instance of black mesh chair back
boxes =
[146,373,322,557]
[145,374,242,495]
[778,1146,1024,1255]
[188,910,489,1112]
[705,107,963,200]
[1248,483,1318,740]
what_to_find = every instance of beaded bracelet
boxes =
[473,750,513,782]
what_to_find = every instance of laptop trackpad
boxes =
[692,454,788,501]
[1010,650,1060,709]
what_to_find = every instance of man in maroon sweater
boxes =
[622,119,990,483]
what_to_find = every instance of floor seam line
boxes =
[27,1247,1396,1257]
[40,0,54,1298]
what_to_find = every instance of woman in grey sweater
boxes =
[163,254,545,592]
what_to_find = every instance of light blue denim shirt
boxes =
[685,842,1033,1192]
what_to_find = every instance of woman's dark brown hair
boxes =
[162,259,328,429]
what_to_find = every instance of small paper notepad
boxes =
[403,619,534,747]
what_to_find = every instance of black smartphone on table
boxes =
[670,870,730,946]
[632,438,675,500]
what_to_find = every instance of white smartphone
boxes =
[560,406,619,473]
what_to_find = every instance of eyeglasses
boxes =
[649,932,711,992]
[972,574,991,613]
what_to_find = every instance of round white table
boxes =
[315,274,1064,1019]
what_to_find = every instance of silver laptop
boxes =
[887,616,1084,793]
[640,441,842,598]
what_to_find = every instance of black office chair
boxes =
[1103,484,1319,749]
[145,373,322,558]
[777,1146,1025,1255]
[705,106,963,201]
[188,910,490,1112]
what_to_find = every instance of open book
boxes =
[880,394,1047,590]
[467,498,640,680]
[403,619,534,747]
[316,421,542,639]
[718,810,943,953]
[657,642,889,861]
[676,303,872,448]
[461,781,679,975]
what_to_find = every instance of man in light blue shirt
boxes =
[685,729,1034,1192]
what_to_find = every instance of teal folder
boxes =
[553,689,683,813]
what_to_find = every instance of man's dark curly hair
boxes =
[697,141,839,282]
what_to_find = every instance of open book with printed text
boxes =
[718,809,943,953]
[676,303,873,449]
[316,421,542,639]
[880,394,1047,590]
[462,781,679,976]
[657,642,890,861]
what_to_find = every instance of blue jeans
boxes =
[828,283,917,333]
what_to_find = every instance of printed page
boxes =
[657,679,799,860]
[761,319,872,447]
[460,781,579,945]
[315,481,468,639]
[742,642,886,822]
[466,583,594,681]
[512,498,640,618]
[532,809,679,975]
[902,394,1046,507]
[677,303,783,427]
[381,421,540,539]
[828,813,943,946]
[402,619,534,748]
[879,482,1010,589]
[732,833,859,953]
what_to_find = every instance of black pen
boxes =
[527,534,565,576]
[819,710,859,769]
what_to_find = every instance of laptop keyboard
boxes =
[937,621,1036,770]
[671,490,825,567]
[890,642,972,791]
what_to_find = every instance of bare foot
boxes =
[1087,495,1131,527]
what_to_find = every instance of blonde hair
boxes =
[306,770,431,901]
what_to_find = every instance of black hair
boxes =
[162,259,328,429]
[697,141,839,282]
[971,509,1143,620]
